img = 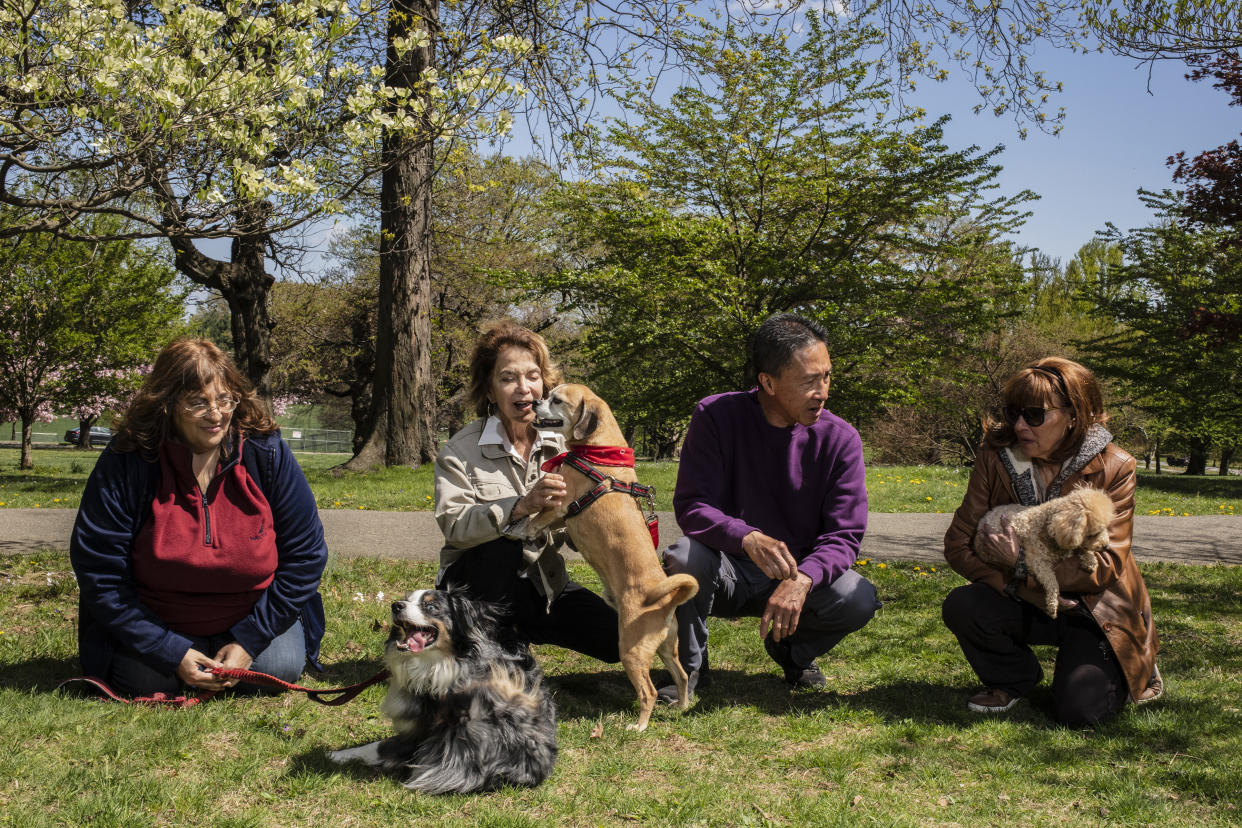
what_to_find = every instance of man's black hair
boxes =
[746,313,830,383]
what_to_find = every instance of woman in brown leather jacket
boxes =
[942,357,1162,726]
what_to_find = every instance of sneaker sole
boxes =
[967,697,1020,713]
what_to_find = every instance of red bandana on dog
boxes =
[540,445,635,472]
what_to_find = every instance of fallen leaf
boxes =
[590,722,604,739]
[851,795,863,808]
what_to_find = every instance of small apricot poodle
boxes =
[976,487,1114,618]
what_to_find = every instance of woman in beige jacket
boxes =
[433,321,619,662]
[943,357,1162,726]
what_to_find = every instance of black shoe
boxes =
[656,653,710,704]
[764,635,826,688]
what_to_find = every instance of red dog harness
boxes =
[541,446,660,548]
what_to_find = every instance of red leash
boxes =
[56,667,390,709]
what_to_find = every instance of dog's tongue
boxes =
[406,630,433,652]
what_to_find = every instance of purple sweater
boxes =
[673,390,868,588]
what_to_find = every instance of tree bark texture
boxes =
[169,218,275,402]
[1187,435,1209,477]
[19,413,33,470]
[75,415,97,449]
[343,0,438,471]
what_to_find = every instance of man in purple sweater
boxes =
[659,313,880,700]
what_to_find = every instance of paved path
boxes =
[2,509,1238,566]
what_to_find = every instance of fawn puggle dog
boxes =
[528,383,699,731]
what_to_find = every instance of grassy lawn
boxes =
[5,447,1240,516]
[0,553,1238,826]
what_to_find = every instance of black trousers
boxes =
[942,582,1128,727]
[439,538,620,663]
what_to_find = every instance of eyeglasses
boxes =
[1003,404,1064,428]
[183,396,238,418]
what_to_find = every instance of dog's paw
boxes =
[328,742,382,766]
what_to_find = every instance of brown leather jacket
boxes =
[943,440,1160,702]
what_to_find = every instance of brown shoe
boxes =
[967,688,1021,713]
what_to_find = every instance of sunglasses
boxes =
[1003,404,1064,428]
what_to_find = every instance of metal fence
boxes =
[282,428,353,454]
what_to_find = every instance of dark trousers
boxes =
[108,619,307,697]
[664,537,881,673]
[438,538,620,663]
[942,582,1129,726]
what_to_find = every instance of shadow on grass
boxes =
[1137,471,1242,498]
[0,656,82,692]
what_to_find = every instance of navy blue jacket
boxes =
[70,431,328,677]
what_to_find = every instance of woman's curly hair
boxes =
[114,338,276,458]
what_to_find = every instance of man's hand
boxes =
[761,572,812,642]
[743,531,798,580]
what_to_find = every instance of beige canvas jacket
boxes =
[433,417,570,605]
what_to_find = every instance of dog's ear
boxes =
[1047,501,1090,549]
[573,397,600,441]
[447,590,502,654]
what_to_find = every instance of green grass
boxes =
[1,448,1239,515]
[1,552,1239,826]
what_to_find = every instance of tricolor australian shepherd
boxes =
[328,589,558,794]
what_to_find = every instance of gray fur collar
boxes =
[999,423,1112,506]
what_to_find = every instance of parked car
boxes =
[64,426,113,447]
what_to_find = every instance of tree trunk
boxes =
[1220,446,1235,476]
[224,233,276,401]
[168,208,275,402]
[343,0,438,472]
[1187,435,1209,476]
[19,412,33,470]
[1154,436,1162,474]
[75,415,97,449]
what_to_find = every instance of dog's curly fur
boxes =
[328,589,557,794]
[976,487,1114,618]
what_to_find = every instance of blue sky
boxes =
[909,46,1238,265]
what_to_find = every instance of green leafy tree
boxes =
[0,220,182,468]
[534,14,1032,439]
[1087,195,1242,475]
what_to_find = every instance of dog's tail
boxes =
[644,573,699,612]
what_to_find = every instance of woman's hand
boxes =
[213,642,254,688]
[975,516,1021,570]
[176,647,226,689]
[512,473,567,520]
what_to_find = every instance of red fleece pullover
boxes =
[131,437,278,636]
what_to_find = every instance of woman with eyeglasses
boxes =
[70,338,328,697]
[941,357,1162,726]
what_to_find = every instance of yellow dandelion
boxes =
[333,501,341,507]
[913,566,921,571]
[925,496,933,501]
[877,562,887,569]
[930,567,937,572]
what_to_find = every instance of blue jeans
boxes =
[664,537,881,673]
[107,620,307,696]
